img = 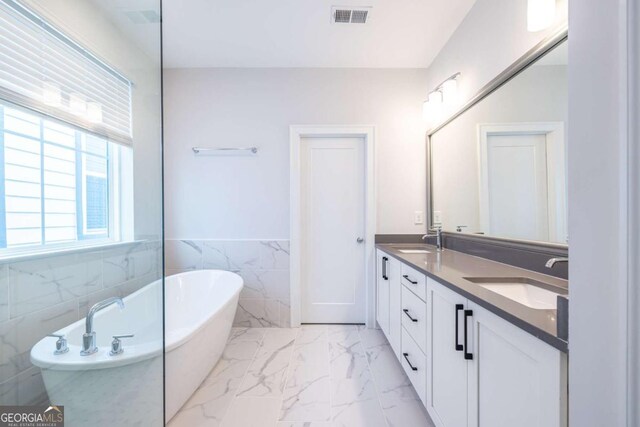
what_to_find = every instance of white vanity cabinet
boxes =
[426,276,470,427]
[401,285,426,352]
[375,250,567,427]
[466,299,567,427]
[376,250,391,335]
[426,278,568,427]
[388,258,402,357]
[376,250,401,356]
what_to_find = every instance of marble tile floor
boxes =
[169,325,435,427]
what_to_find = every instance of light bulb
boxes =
[527,0,555,32]
[69,93,87,116]
[42,82,61,107]
[442,78,458,105]
[87,102,102,123]
[428,91,442,104]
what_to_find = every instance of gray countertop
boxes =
[376,243,569,352]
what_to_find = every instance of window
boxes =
[0,0,134,256]
[0,103,123,251]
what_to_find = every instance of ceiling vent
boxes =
[331,6,371,24]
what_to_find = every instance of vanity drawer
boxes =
[401,263,426,301]
[401,285,427,353]
[401,326,426,405]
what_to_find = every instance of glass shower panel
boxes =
[0,0,164,425]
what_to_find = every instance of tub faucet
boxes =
[422,227,443,251]
[546,257,569,268]
[81,297,124,356]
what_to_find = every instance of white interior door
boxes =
[301,136,365,324]
[483,133,550,241]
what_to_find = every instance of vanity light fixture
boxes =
[527,0,555,32]
[428,90,443,105]
[423,90,441,120]
[422,98,433,120]
[441,78,458,105]
[423,72,461,119]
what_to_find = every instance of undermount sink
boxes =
[464,277,567,310]
[390,245,431,254]
[398,249,431,254]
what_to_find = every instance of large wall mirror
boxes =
[428,32,568,246]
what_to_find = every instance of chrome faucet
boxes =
[110,334,135,356]
[545,257,569,268]
[47,334,69,355]
[422,227,443,251]
[81,297,124,356]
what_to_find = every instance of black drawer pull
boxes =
[455,304,463,351]
[403,352,418,371]
[403,309,418,322]
[382,257,388,280]
[402,275,418,285]
[464,309,473,360]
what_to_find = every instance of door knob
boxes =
[357,237,364,243]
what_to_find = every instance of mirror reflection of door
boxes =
[484,133,549,241]
[429,39,568,245]
[478,123,567,243]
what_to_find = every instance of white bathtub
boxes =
[30,269,243,426]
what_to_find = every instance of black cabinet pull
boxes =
[403,353,418,371]
[402,275,418,285]
[464,309,473,360]
[403,309,418,322]
[382,257,388,280]
[455,304,463,351]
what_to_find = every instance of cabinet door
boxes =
[401,284,427,353]
[401,326,427,405]
[426,278,469,427]
[467,301,567,427]
[388,256,402,357]
[376,250,390,335]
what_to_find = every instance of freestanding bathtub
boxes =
[30,269,243,426]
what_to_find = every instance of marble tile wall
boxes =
[0,240,162,406]
[165,239,290,328]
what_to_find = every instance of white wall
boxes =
[568,0,633,425]
[424,0,568,128]
[163,68,429,239]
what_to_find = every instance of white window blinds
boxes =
[0,0,133,146]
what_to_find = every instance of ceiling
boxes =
[162,0,476,69]
[89,0,161,62]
